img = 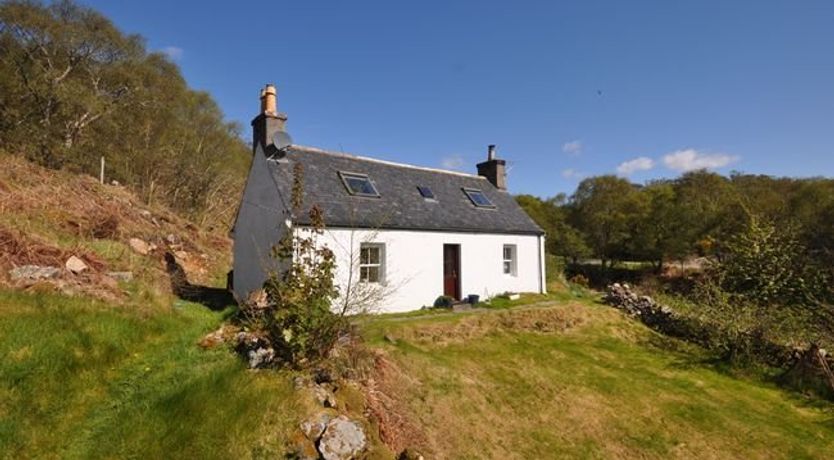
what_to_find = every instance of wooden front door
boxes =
[443,244,461,300]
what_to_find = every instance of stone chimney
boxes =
[251,84,288,151]
[477,144,507,190]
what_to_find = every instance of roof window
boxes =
[463,188,495,208]
[417,186,435,200]
[339,171,380,197]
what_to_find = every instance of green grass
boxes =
[4,280,834,459]
[363,300,834,459]
[0,290,301,459]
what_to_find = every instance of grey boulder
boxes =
[318,416,366,460]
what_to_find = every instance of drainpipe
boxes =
[538,234,547,294]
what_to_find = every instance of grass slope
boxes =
[0,290,300,459]
[364,300,834,459]
[3,287,833,458]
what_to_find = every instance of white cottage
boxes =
[232,85,545,313]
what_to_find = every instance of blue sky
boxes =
[82,0,834,197]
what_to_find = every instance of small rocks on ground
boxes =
[234,331,275,369]
[128,237,151,255]
[65,255,88,274]
[293,375,310,390]
[9,265,61,281]
[198,324,240,349]
[313,384,338,408]
[301,411,334,441]
[317,416,367,460]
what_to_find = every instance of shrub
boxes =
[433,295,454,309]
[239,163,345,367]
[714,217,829,307]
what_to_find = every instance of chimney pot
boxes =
[488,144,496,161]
[261,84,277,115]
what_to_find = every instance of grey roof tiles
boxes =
[265,145,544,235]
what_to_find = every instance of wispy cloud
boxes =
[440,154,465,171]
[662,149,739,172]
[160,46,184,61]
[616,156,655,176]
[562,140,583,156]
[561,168,585,180]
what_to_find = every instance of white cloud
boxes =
[562,140,583,156]
[662,149,739,172]
[616,157,655,176]
[440,154,465,171]
[160,46,184,60]
[561,168,585,180]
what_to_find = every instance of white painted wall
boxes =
[314,227,545,313]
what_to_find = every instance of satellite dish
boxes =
[272,131,292,150]
[266,131,293,159]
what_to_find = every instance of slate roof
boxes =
[264,145,544,235]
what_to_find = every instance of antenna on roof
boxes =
[265,130,293,160]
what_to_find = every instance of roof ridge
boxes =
[291,145,487,179]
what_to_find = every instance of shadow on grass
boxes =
[164,252,236,311]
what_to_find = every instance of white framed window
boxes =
[360,243,385,283]
[503,244,517,276]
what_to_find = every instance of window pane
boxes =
[346,177,371,194]
[464,188,494,207]
[417,186,435,199]
[360,247,370,264]
[503,261,512,274]
[367,266,379,282]
[367,247,380,264]
[504,246,512,260]
[341,172,379,196]
[360,266,369,281]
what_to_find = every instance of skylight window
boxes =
[417,186,435,200]
[339,172,379,197]
[463,188,495,208]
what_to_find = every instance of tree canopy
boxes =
[516,169,834,291]
[0,0,250,226]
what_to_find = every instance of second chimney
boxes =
[477,144,507,191]
[251,84,288,151]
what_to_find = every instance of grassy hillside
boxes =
[0,290,300,458]
[3,285,834,458]
[362,298,834,459]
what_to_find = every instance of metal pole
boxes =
[100,156,105,184]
